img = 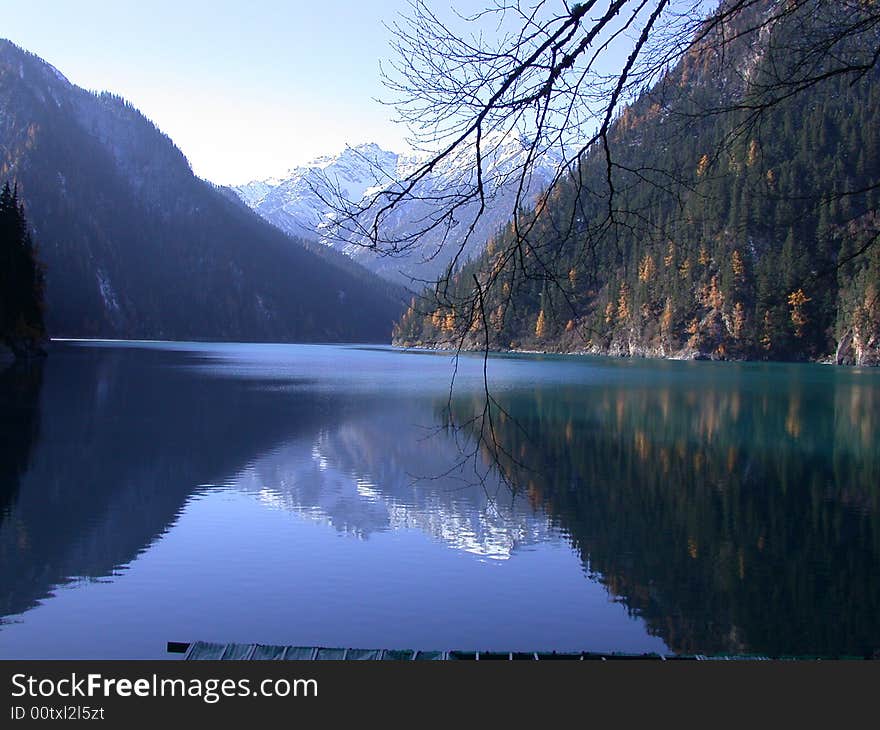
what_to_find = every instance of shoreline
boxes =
[25,337,878,369]
[393,340,874,368]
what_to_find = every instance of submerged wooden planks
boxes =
[178,642,453,661]
[172,641,780,661]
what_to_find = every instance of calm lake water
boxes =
[1,341,878,658]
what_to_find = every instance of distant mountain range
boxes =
[0,40,405,342]
[234,135,561,286]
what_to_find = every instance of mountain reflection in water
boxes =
[0,342,877,658]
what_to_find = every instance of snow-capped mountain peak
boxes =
[233,135,561,285]
[234,143,400,236]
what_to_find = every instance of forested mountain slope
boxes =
[0,40,405,342]
[394,0,880,365]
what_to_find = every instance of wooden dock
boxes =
[168,641,779,661]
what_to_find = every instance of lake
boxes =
[1,341,878,658]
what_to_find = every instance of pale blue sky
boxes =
[5,1,718,185]
[4,0,428,183]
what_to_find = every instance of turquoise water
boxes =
[0,341,877,658]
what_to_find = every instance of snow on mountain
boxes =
[234,132,562,287]
[234,178,277,208]
[234,143,399,239]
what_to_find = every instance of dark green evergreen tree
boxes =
[0,181,47,357]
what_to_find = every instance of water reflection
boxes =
[0,345,348,620]
[0,362,43,520]
[447,370,880,656]
[231,403,553,560]
[0,343,878,658]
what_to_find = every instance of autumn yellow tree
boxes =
[490,305,505,332]
[617,282,630,322]
[731,250,745,283]
[707,275,724,310]
[686,317,701,349]
[664,241,675,268]
[638,253,656,283]
[747,139,760,167]
[535,309,547,340]
[788,289,811,338]
[696,154,710,177]
[535,309,547,338]
[604,301,615,325]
